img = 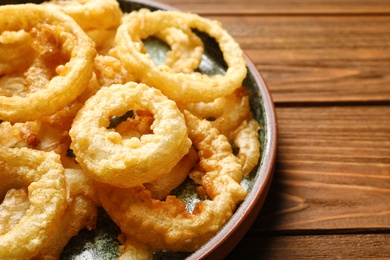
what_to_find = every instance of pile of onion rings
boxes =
[0,0,261,258]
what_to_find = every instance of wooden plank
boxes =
[252,106,390,231]
[158,0,390,15]
[227,234,390,259]
[204,15,390,103]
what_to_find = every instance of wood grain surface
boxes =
[228,234,390,259]
[257,106,390,231]
[156,0,390,258]
[158,0,390,15]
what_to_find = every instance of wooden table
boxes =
[158,0,390,258]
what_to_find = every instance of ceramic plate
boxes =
[1,0,277,259]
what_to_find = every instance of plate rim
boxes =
[186,56,277,259]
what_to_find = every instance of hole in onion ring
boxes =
[66,148,76,158]
[191,29,228,74]
[143,36,170,66]
[229,140,240,156]
[108,110,135,129]
[113,110,155,139]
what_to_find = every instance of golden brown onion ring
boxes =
[145,147,198,200]
[45,0,123,30]
[93,54,136,87]
[0,121,41,148]
[97,111,247,252]
[233,118,261,176]
[0,4,95,122]
[113,107,197,200]
[0,146,67,258]
[35,168,99,259]
[155,27,204,73]
[179,87,260,174]
[0,188,30,236]
[0,30,35,75]
[178,95,227,120]
[121,9,203,74]
[179,87,251,140]
[210,87,251,139]
[86,28,117,55]
[112,10,247,103]
[69,82,192,188]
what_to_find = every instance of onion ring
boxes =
[86,28,117,55]
[0,188,30,236]
[97,111,247,252]
[0,4,95,122]
[0,146,67,258]
[179,87,260,174]
[210,88,251,139]
[69,82,192,188]
[93,54,136,87]
[145,147,198,200]
[122,9,203,74]
[45,0,123,30]
[155,27,204,73]
[112,10,247,103]
[180,87,251,140]
[0,30,34,75]
[35,168,99,258]
[111,109,197,200]
[233,118,261,175]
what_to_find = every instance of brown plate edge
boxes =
[187,56,277,259]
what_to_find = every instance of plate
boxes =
[2,0,277,259]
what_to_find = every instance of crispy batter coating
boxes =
[0,1,260,258]
[98,112,247,252]
[0,146,67,258]
[112,10,247,103]
[145,147,199,200]
[234,119,261,175]
[0,4,95,122]
[69,82,192,188]
[45,0,123,30]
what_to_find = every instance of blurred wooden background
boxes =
[159,0,390,258]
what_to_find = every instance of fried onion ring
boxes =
[121,9,204,74]
[0,4,95,122]
[86,28,117,55]
[97,111,247,252]
[112,10,247,103]
[0,30,35,75]
[45,0,123,30]
[155,27,204,73]
[0,188,30,236]
[69,82,192,188]
[145,147,198,200]
[35,168,99,259]
[179,87,251,140]
[0,146,67,258]
[233,118,261,176]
